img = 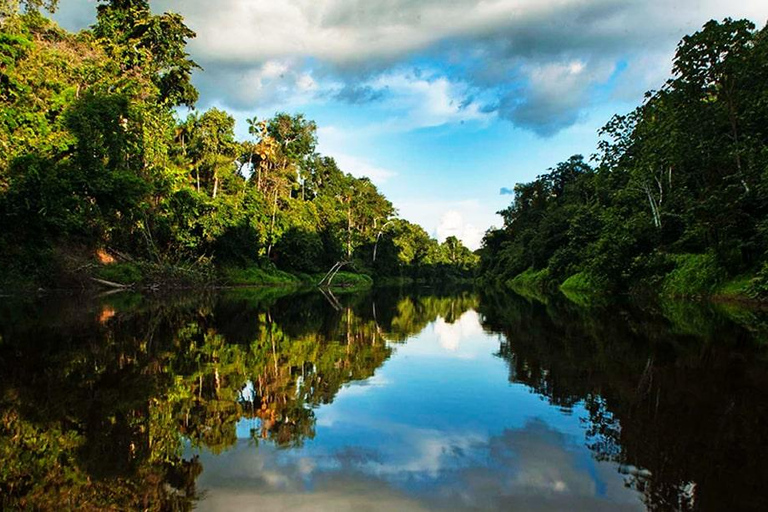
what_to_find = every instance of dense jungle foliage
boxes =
[0,1,477,289]
[480,18,768,300]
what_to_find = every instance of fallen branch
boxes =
[90,277,132,289]
[318,261,352,287]
[318,261,342,287]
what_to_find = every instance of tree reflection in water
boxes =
[479,290,768,512]
[2,287,768,510]
[0,288,477,510]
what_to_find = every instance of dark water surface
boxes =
[2,288,768,511]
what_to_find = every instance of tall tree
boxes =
[94,0,199,107]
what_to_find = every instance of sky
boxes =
[53,1,768,250]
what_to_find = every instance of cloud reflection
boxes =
[433,310,485,353]
[193,419,643,511]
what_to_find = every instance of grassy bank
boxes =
[505,268,551,303]
[0,248,380,293]
[495,253,768,307]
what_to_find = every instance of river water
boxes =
[1,288,767,511]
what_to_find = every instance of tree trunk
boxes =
[267,188,278,257]
[643,182,662,229]
[347,201,352,259]
[726,84,749,193]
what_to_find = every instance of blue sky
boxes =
[53,0,768,249]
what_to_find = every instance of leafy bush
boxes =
[716,275,752,298]
[275,228,324,273]
[219,265,302,286]
[661,254,727,297]
[560,271,608,292]
[747,263,768,300]
[325,271,373,289]
[96,263,142,285]
[507,268,550,290]
[502,268,550,303]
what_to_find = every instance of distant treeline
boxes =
[480,18,768,300]
[0,1,477,289]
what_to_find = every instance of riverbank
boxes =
[0,247,478,295]
[0,249,374,294]
[497,256,767,307]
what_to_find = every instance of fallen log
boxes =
[90,277,132,289]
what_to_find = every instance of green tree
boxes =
[94,0,199,107]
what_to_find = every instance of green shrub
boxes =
[747,263,768,300]
[558,271,613,306]
[220,265,301,286]
[716,275,752,298]
[661,253,727,297]
[325,271,373,289]
[275,228,324,273]
[96,263,142,285]
[507,268,550,290]
[505,268,551,302]
[560,271,607,292]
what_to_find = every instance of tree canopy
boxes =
[480,18,768,299]
[0,3,476,288]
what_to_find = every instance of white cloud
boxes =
[193,417,644,511]
[497,58,617,135]
[193,58,319,111]
[55,0,768,135]
[394,199,503,251]
[168,0,768,134]
[318,69,494,136]
[163,0,768,68]
[436,210,485,251]
[365,70,493,130]
[172,0,573,65]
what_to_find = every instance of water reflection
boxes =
[0,288,477,509]
[194,419,640,512]
[480,291,768,512]
[191,303,641,511]
[0,288,767,510]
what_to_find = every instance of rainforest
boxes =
[3,2,768,301]
[479,18,768,301]
[4,2,768,511]
[0,1,477,291]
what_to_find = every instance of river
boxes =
[1,287,767,511]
